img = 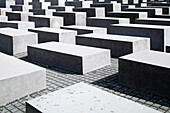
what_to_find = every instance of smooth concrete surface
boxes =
[0,52,46,106]
[28,42,111,74]
[61,25,107,35]
[76,33,150,57]
[135,18,170,26]
[87,17,129,30]
[119,50,170,99]
[28,27,77,44]
[108,24,170,52]
[0,21,35,31]
[26,82,161,113]
[107,11,147,23]
[6,11,33,21]
[29,15,63,28]
[0,28,38,55]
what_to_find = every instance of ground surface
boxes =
[0,53,169,113]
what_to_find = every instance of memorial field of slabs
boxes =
[0,0,170,112]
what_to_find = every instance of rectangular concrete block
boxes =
[26,82,161,113]
[0,52,46,106]
[107,11,147,23]
[0,21,35,31]
[28,42,111,74]
[29,15,63,28]
[53,11,86,26]
[90,3,113,16]
[0,28,38,55]
[6,11,33,21]
[76,33,150,57]
[119,50,170,99]
[10,5,32,12]
[61,25,107,35]
[28,27,77,44]
[108,24,170,52]
[87,17,130,30]
[135,18,170,26]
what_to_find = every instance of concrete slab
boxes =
[61,25,107,35]
[0,28,38,55]
[6,11,33,21]
[119,50,170,99]
[135,18,170,26]
[0,52,46,106]
[0,21,35,31]
[26,82,161,113]
[87,17,129,29]
[28,27,77,44]
[28,42,111,74]
[107,11,147,23]
[76,33,150,57]
[28,15,63,28]
[108,24,170,52]
[53,11,86,26]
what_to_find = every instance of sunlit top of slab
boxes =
[62,25,107,30]
[29,42,110,56]
[111,24,170,29]
[27,82,161,113]
[29,27,77,34]
[120,50,170,68]
[0,28,35,36]
[0,52,45,80]
[78,33,149,42]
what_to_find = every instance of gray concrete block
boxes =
[119,50,170,99]
[90,3,113,16]
[107,11,147,23]
[0,0,6,8]
[87,17,129,30]
[0,21,35,31]
[0,28,38,55]
[166,45,170,53]
[28,15,63,28]
[0,52,46,106]
[26,82,161,113]
[28,42,111,74]
[28,27,77,44]
[53,11,86,26]
[76,33,150,57]
[65,1,82,8]
[6,11,33,21]
[108,24,170,52]
[61,25,107,35]
[29,9,46,15]
[135,18,170,26]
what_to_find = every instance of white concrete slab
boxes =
[26,82,161,113]
[89,17,130,24]
[0,28,38,55]
[29,15,63,28]
[61,25,107,34]
[28,42,111,74]
[0,20,35,31]
[7,11,33,21]
[29,27,77,44]
[120,50,170,68]
[0,52,46,106]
